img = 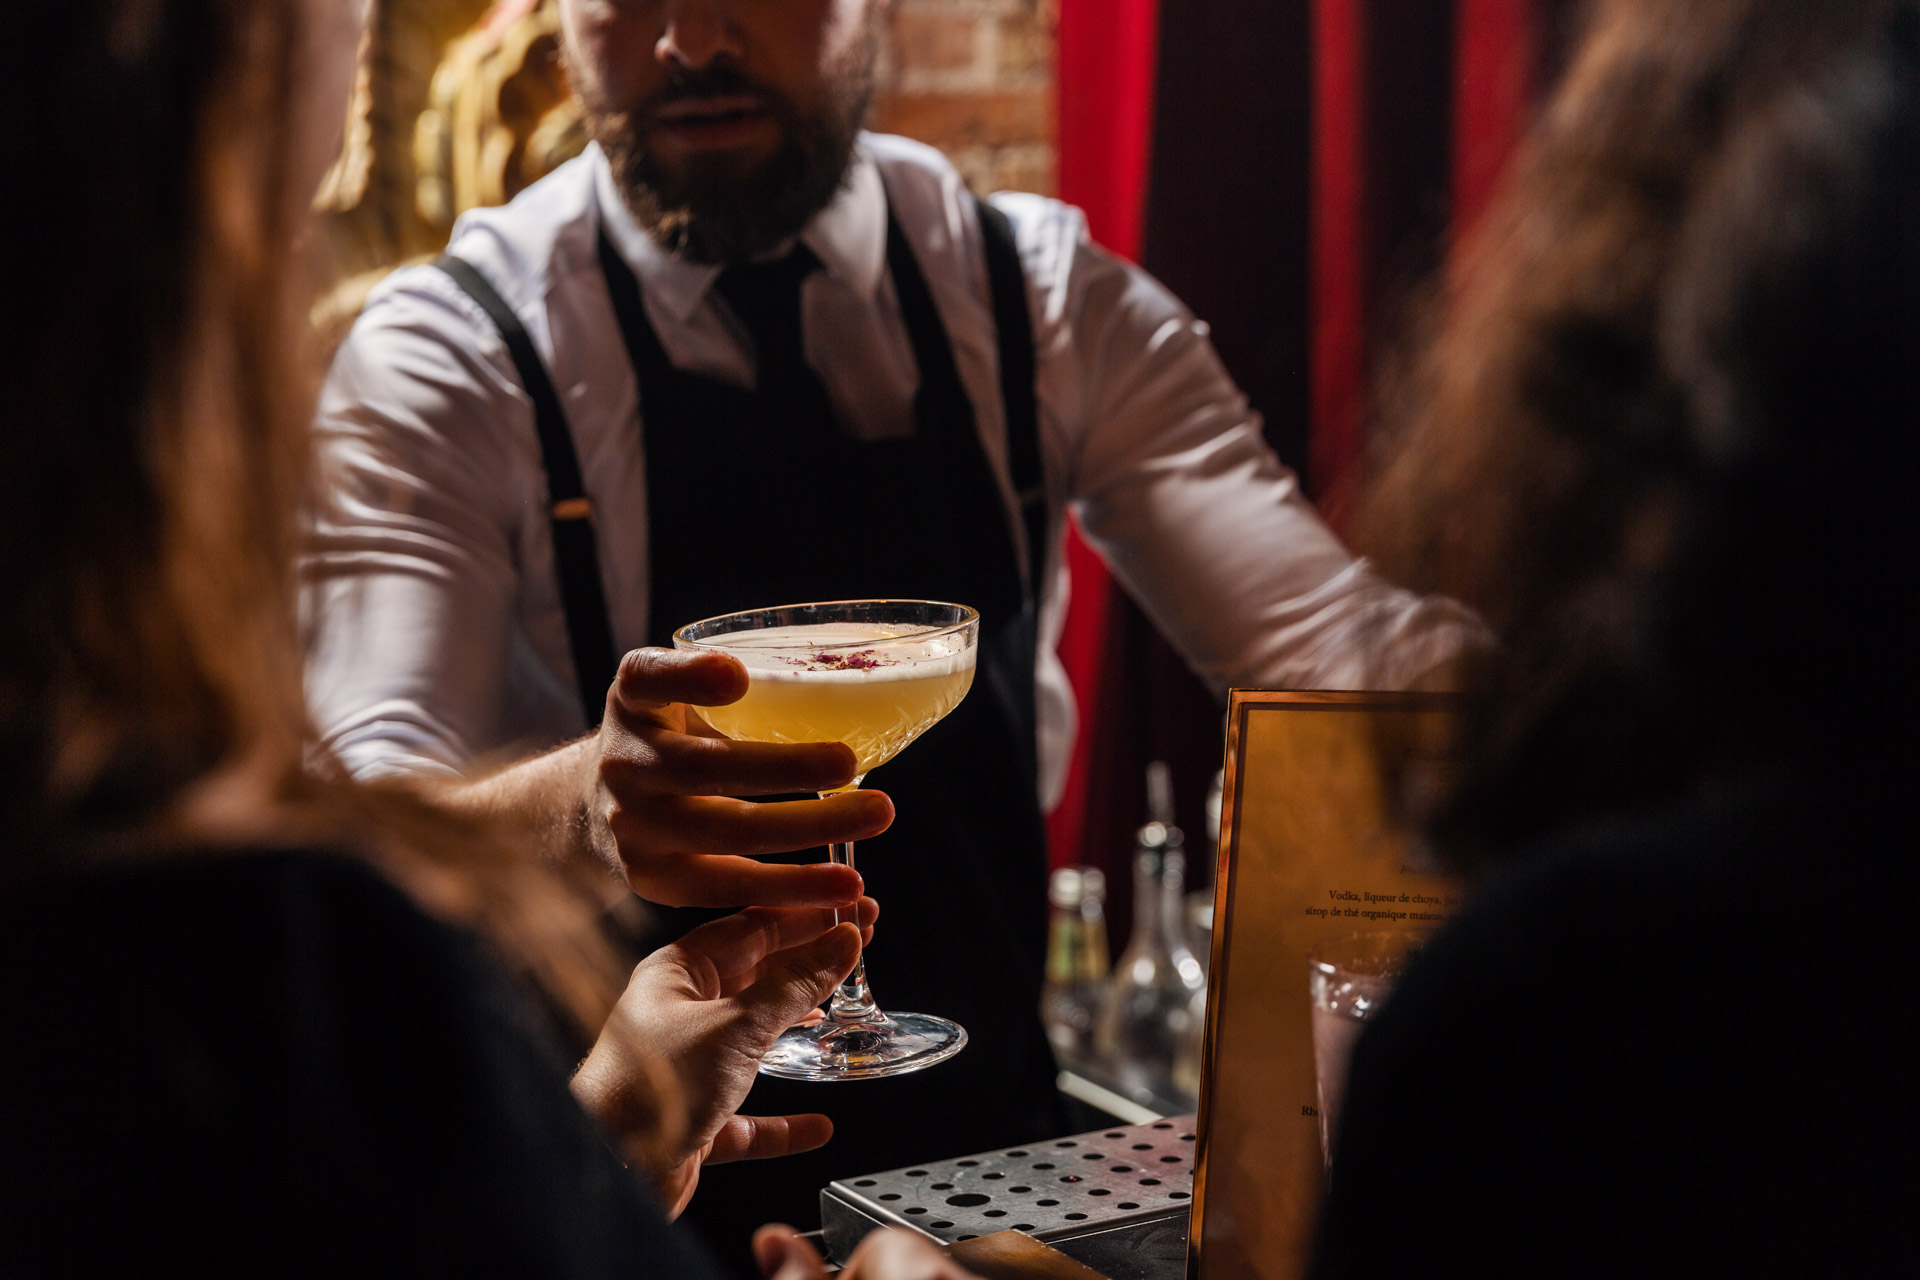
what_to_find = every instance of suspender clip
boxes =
[552,497,594,521]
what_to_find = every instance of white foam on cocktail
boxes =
[692,621,978,778]
[706,622,976,682]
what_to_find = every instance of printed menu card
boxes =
[1189,691,1461,1280]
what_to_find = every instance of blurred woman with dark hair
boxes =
[0,3,940,1273]
[1313,0,1918,1272]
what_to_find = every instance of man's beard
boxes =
[584,40,876,265]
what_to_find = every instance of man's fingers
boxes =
[605,735,863,798]
[675,901,881,986]
[705,1113,834,1166]
[754,1225,832,1280]
[622,855,863,910]
[610,791,892,858]
[611,647,747,714]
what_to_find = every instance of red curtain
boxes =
[1056,0,1159,261]
[1049,0,1551,874]
[1048,0,1160,869]
[1310,0,1370,525]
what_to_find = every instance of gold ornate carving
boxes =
[414,0,584,232]
[313,0,583,344]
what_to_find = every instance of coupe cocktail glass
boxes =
[674,600,979,1080]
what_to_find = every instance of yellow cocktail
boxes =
[694,622,976,783]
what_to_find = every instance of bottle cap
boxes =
[1080,866,1106,901]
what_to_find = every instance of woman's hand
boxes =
[571,900,879,1215]
[754,1225,984,1280]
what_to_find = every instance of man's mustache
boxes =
[636,65,790,123]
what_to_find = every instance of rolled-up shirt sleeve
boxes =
[303,275,544,780]
[1019,198,1482,695]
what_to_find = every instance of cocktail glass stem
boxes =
[825,835,882,1023]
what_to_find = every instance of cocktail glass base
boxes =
[759,1013,968,1081]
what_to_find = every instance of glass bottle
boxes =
[1189,766,1226,977]
[1041,866,1108,1064]
[1079,866,1110,989]
[1094,801,1207,1103]
[1170,982,1209,1104]
[1173,769,1223,1102]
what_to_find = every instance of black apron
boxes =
[437,191,1064,1272]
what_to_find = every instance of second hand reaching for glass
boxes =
[675,600,979,1081]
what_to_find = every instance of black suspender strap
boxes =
[972,197,1048,608]
[431,254,618,729]
[425,200,1036,729]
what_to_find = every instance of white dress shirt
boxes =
[305,133,1478,805]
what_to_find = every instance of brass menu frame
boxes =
[1187,690,1462,1280]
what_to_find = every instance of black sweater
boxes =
[1311,769,1919,1277]
[0,847,722,1277]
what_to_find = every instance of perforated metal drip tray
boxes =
[820,1116,1197,1264]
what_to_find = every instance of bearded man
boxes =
[305,0,1476,1263]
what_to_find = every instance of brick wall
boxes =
[872,0,1057,197]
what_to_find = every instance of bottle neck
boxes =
[1127,845,1187,955]
[1077,891,1109,978]
[1046,906,1082,983]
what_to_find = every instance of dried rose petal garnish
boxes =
[780,648,897,671]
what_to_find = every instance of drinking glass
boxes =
[1308,931,1430,1169]
[675,600,979,1080]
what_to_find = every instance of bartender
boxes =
[304,0,1476,1265]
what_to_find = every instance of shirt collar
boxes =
[590,139,887,324]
